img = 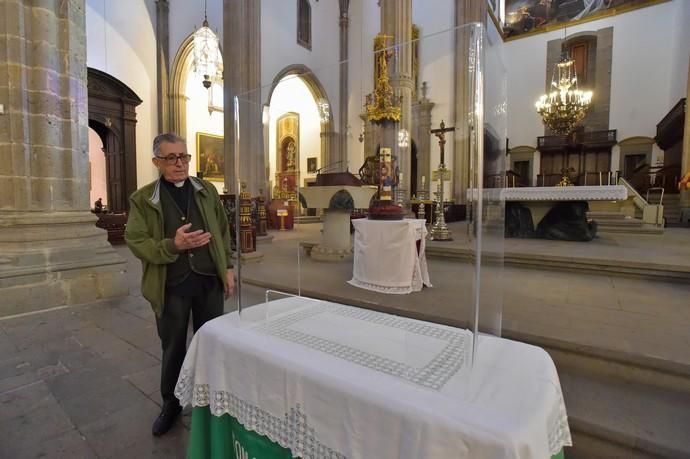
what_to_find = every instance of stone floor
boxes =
[1,223,689,458]
[0,257,265,458]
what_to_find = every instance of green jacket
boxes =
[125,177,233,317]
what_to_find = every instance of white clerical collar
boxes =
[174,180,185,188]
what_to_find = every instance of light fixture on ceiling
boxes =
[192,0,223,89]
[535,31,592,135]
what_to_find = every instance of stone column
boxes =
[411,94,435,196]
[321,130,339,171]
[453,0,486,204]
[380,0,413,193]
[338,0,350,172]
[680,53,690,214]
[0,0,126,315]
[224,0,263,195]
[156,0,170,133]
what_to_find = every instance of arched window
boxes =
[297,0,311,50]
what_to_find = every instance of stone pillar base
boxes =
[0,212,128,317]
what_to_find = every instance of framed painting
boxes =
[196,133,224,182]
[307,157,317,173]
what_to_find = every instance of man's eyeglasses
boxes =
[155,154,192,165]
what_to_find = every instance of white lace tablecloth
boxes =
[348,218,431,294]
[176,297,572,459]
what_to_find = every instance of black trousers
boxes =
[156,275,224,407]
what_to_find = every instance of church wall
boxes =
[86,0,159,188]
[665,0,689,109]
[504,0,687,151]
[608,0,686,142]
[260,0,341,134]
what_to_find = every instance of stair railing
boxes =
[618,177,664,226]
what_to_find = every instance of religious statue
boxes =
[286,141,297,171]
[365,34,401,124]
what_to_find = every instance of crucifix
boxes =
[430,120,455,167]
[429,120,454,241]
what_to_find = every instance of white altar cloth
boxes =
[349,218,431,294]
[176,297,572,459]
[469,185,628,202]
[502,185,627,202]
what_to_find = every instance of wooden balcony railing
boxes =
[537,129,617,150]
[536,171,619,187]
[656,98,686,150]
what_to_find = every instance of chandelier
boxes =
[535,54,592,135]
[192,0,223,89]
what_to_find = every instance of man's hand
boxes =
[224,269,235,299]
[173,223,212,251]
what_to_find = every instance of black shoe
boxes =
[152,404,182,437]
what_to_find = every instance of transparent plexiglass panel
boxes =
[231,23,505,368]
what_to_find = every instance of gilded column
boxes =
[0,0,126,314]
[380,0,413,193]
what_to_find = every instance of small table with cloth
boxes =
[348,218,431,294]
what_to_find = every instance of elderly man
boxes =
[125,133,235,436]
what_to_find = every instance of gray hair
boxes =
[152,133,187,157]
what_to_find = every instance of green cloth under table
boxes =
[188,407,566,459]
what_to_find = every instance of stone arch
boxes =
[265,64,335,170]
[509,145,537,187]
[169,34,194,137]
[87,68,142,212]
[618,136,656,177]
[618,136,656,147]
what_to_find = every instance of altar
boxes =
[175,297,571,459]
[500,185,628,241]
[349,218,431,294]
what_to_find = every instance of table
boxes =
[176,297,572,459]
[349,218,431,294]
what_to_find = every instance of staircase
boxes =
[294,215,321,224]
[536,341,690,458]
[663,193,682,226]
[587,211,663,234]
